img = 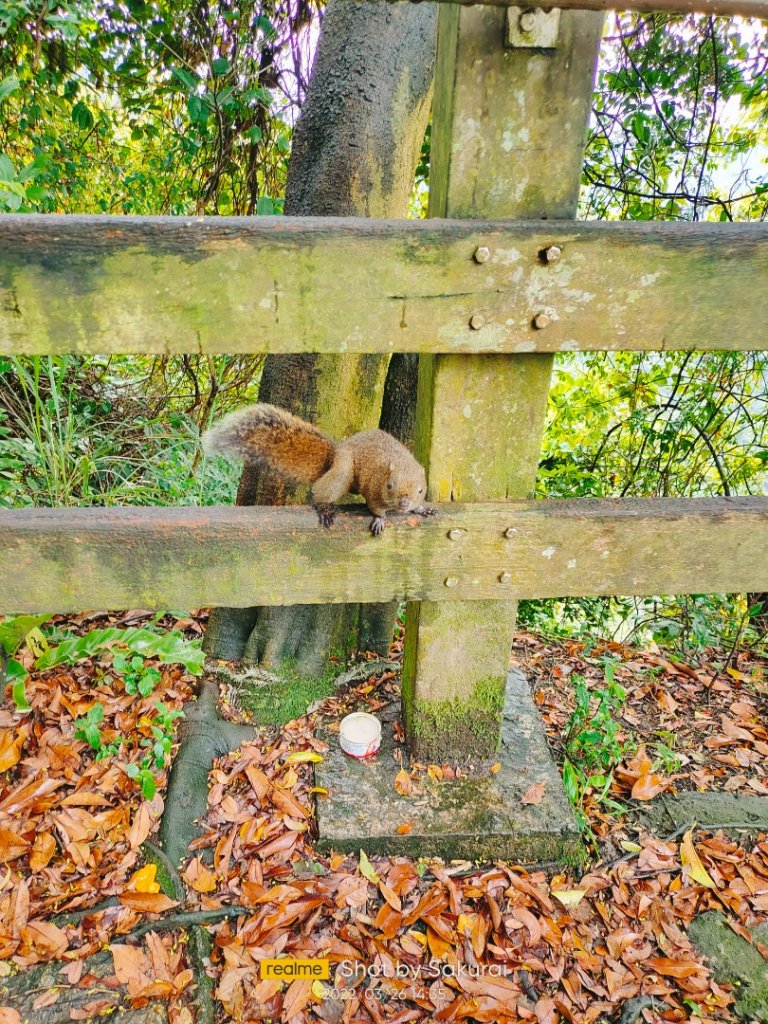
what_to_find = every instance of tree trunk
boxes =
[204,1,437,678]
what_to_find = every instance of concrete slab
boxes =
[314,669,581,864]
[638,792,768,836]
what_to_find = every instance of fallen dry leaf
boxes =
[522,781,546,805]
[129,863,161,893]
[680,830,717,889]
[118,891,178,913]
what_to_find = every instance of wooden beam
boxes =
[2,498,766,615]
[2,215,767,356]
[396,0,768,18]
[402,4,604,762]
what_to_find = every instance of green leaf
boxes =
[256,195,274,215]
[255,15,276,38]
[140,773,157,800]
[12,680,31,711]
[187,94,207,124]
[0,77,20,103]
[358,849,380,883]
[83,723,102,750]
[36,626,204,674]
[0,614,51,656]
[247,125,262,143]
[211,57,230,76]
[88,702,104,724]
[71,101,95,131]
[171,67,198,92]
[138,672,159,697]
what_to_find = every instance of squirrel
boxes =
[203,403,437,536]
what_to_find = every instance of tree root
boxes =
[157,676,254,868]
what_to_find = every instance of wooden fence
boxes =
[1,0,766,767]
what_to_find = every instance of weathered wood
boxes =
[392,0,768,18]
[2,498,766,615]
[2,215,768,356]
[402,4,604,762]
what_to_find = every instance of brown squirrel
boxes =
[203,403,437,536]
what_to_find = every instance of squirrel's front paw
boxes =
[370,515,386,537]
[314,503,336,528]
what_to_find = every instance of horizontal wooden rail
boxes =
[2,497,766,614]
[2,215,767,356]
[386,0,768,18]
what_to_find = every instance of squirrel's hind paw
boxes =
[370,516,386,537]
[314,503,336,528]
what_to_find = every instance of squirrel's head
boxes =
[384,460,427,513]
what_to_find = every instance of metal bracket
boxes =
[506,6,561,50]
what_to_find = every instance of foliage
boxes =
[0,0,319,215]
[0,355,258,508]
[523,12,768,649]
[561,663,633,833]
[6,616,192,801]
[113,653,162,698]
[583,13,768,223]
[35,623,205,674]
[0,613,51,711]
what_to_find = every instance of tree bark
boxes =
[204,0,437,677]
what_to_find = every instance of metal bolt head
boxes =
[518,10,537,32]
[504,527,517,539]
[469,313,485,331]
[533,313,550,330]
[444,576,459,588]
[544,245,561,263]
[499,571,512,584]
[447,528,465,541]
[473,245,490,264]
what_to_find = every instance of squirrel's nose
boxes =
[398,497,410,511]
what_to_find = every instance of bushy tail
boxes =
[202,403,335,484]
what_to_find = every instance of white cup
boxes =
[339,712,382,759]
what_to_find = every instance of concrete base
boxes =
[314,669,581,864]
[638,792,768,836]
[689,912,768,1022]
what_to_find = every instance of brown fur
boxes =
[203,404,334,483]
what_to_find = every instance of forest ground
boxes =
[0,614,766,1024]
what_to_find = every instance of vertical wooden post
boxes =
[403,5,604,762]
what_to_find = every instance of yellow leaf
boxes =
[311,980,328,999]
[489,762,501,774]
[726,667,750,682]
[189,865,218,893]
[284,751,324,764]
[680,830,716,889]
[25,627,48,659]
[619,840,643,853]
[457,912,477,934]
[358,849,380,883]
[130,863,160,894]
[310,786,328,796]
[551,889,587,908]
